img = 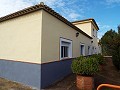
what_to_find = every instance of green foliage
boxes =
[118,25,120,34]
[91,54,105,65]
[112,46,120,70]
[101,26,120,70]
[101,29,117,55]
[71,56,99,76]
[75,56,84,60]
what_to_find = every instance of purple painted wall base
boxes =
[0,58,73,89]
[0,59,41,89]
[41,59,73,88]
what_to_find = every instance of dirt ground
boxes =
[0,78,33,90]
[45,57,120,90]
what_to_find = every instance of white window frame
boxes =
[80,43,85,56]
[60,38,72,60]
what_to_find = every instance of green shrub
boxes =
[112,51,120,70]
[71,56,99,76]
[75,56,85,60]
[91,54,105,65]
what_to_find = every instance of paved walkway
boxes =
[45,57,120,90]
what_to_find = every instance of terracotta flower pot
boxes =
[76,75,94,90]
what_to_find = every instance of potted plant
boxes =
[71,56,99,90]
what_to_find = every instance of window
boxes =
[80,44,85,56]
[88,46,91,55]
[60,38,72,59]
[61,45,68,58]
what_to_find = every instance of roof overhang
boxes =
[0,2,92,39]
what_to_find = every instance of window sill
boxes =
[60,57,73,60]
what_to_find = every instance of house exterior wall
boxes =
[41,10,92,88]
[73,22,92,37]
[0,11,42,64]
[73,21,100,54]
[98,39,102,54]
[91,23,99,54]
[0,11,42,89]
[0,6,100,89]
[41,58,73,88]
[41,10,91,64]
[98,44,102,54]
[0,59,41,89]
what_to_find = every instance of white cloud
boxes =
[0,0,33,17]
[98,22,106,29]
[68,13,80,21]
[106,0,120,5]
[0,0,60,17]
[40,0,85,21]
[99,25,110,30]
[0,0,88,21]
[40,0,88,21]
[102,0,120,8]
[97,22,111,39]
[98,32,104,39]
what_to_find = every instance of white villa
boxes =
[0,2,101,89]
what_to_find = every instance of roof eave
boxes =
[0,3,92,39]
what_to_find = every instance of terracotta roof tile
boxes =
[0,2,92,39]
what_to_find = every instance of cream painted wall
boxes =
[73,22,92,37]
[91,23,99,54]
[97,39,102,54]
[73,21,99,54]
[0,11,42,63]
[41,10,91,63]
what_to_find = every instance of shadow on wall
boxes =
[41,58,73,88]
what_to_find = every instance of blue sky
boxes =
[0,0,120,38]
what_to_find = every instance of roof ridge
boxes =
[0,4,44,22]
[0,2,92,39]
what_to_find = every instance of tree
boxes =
[112,34,120,70]
[118,25,120,34]
[101,27,120,70]
[101,29,117,55]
